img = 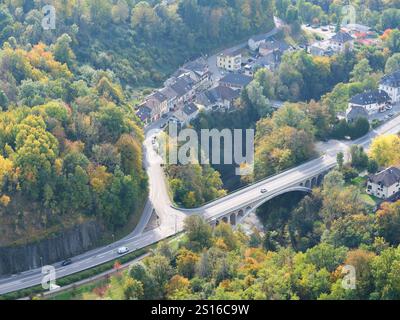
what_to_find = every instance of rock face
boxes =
[0,220,104,276]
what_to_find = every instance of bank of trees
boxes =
[0,42,147,242]
[81,207,400,300]
[0,0,275,87]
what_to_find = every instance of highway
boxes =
[1,113,400,295]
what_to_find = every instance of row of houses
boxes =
[136,56,254,126]
[136,58,212,124]
[346,69,400,122]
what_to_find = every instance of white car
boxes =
[49,283,61,291]
[386,105,393,110]
[117,246,129,255]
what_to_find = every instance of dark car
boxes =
[61,259,72,267]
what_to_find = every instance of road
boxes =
[3,111,400,295]
[0,16,399,295]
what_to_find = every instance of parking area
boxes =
[302,24,336,40]
[369,102,400,123]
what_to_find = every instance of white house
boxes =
[174,102,200,125]
[348,90,390,115]
[329,31,354,53]
[217,48,242,72]
[196,85,240,111]
[367,167,400,199]
[248,32,277,51]
[379,70,400,104]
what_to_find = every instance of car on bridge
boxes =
[260,188,268,194]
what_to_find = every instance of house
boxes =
[346,105,369,123]
[174,102,200,125]
[169,74,195,105]
[309,40,335,57]
[217,48,242,72]
[329,31,354,53]
[348,90,390,115]
[248,32,277,51]
[196,85,240,111]
[379,70,400,104]
[136,91,168,124]
[136,105,152,125]
[166,58,212,91]
[160,86,178,111]
[148,91,168,118]
[219,74,252,90]
[342,23,371,36]
[259,39,290,57]
[367,167,400,199]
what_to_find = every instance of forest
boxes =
[0,0,278,242]
[0,0,275,87]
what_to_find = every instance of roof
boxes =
[182,58,208,75]
[220,47,242,57]
[330,31,353,43]
[136,105,152,122]
[198,85,240,106]
[170,75,194,97]
[249,31,275,43]
[380,70,400,88]
[160,86,177,100]
[343,23,371,33]
[220,74,252,87]
[259,39,290,52]
[350,90,390,106]
[148,91,167,103]
[369,167,400,187]
[183,102,199,116]
[346,105,369,121]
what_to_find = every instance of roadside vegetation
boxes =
[65,194,400,300]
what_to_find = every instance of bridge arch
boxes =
[230,186,312,224]
[311,177,317,188]
[305,180,311,188]
[230,213,236,226]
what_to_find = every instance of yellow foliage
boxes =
[0,195,11,207]
[215,237,228,251]
[0,155,13,186]
[369,134,400,167]
[89,165,112,193]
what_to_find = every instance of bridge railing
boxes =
[173,154,337,212]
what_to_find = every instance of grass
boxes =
[349,176,380,207]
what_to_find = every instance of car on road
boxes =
[49,283,61,291]
[160,122,167,129]
[388,113,394,118]
[260,188,268,194]
[117,246,129,254]
[61,259,72,267]
[386,105,393,110]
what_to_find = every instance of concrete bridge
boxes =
[177,155,337,227]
